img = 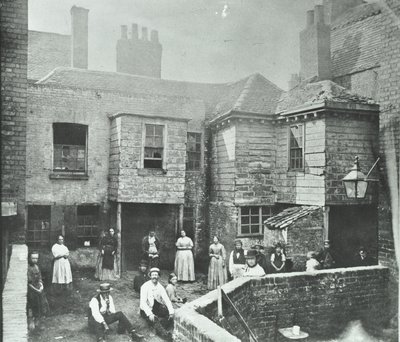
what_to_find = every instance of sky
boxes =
[29,0,324,90]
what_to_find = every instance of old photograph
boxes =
[1,0,399,341]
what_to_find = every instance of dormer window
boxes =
[289,124,304,170]
[144,124,164,168]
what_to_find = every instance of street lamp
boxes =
[342,156,380,199]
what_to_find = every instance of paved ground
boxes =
[28,269,208,342]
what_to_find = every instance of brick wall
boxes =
[176,266,390,341]
[275,118,326,205]
[325,113,379,204]
[1,0,28,241]
[2,244,28,342]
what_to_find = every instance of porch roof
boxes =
[264,205,321,230]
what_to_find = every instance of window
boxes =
[27,206,51,248]
[183,206,195,240]
[186,133,202,171]
[144,124,164,168]
[289,124,304,169]
[239,206,273,236]
[53,123,87,172]
[77,205,99,247]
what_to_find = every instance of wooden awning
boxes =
[264,205,321,230]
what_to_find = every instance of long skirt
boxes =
[52,258,72,284]
[174,250,195,281]
[207,257,227,290]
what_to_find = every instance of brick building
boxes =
[3,1,398,282]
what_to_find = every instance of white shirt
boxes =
[140,280,174,317]
[243,264,266,277]
[89,294,116,323]
[306,258,321,272]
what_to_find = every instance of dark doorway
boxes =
[121,203,178,271]
[329,205,378,267]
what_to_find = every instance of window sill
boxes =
[236,234,264,239]
[49,172,89,180]
[137,168,167,176]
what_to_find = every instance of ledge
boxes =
[49,172,89,180]
[137,168,167,176]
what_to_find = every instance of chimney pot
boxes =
[131,23,138,39]
[314,5,324,24]
[306,10,314,27]
[70,5,89,69]
[151,30,159,43]
[121,25,128,39]
[142,27,148,41]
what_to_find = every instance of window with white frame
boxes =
[239,206,273,236]
[289,124,304,170]
[53,123,87,172]
[27,205,51,248]
[186,132,201,171]
[144,124,164,168]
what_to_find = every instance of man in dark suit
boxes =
[141,231,161,268]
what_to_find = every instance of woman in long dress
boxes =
[174,230,195,282]
[207,236,227,290]
[94,230,105,280]
[51,235,73,292]
[100,227,118,281]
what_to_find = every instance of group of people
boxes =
[207,237,289,290]
[27,228,376,341]
[305,240,375,271]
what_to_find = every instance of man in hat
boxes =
[133,260,149,293]
[88,283,143,342]
[253,243,268,273]
[353,246,374,267]
[317,240,336,269]
[140,267,174,341]
[243,249,266,277]
[228,239,246,279]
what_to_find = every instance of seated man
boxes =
[243,249,266,277]
[27,251,50,329]
[133,260,149,293]
[353,247,374,266]
[140,267,174,341]
[88,283,143,342]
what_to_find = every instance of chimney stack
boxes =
[71,5,89,69]
[323,0,364,24]
[116,24,162,78]
[299,5,331,81]
[131,24,138,39]
[121,25,128,39]
[151,30,159,43]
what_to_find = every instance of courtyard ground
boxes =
[28,269,208,342]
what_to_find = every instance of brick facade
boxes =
[1,0,28,242]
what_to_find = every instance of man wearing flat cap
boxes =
[317,240,336,269]
[140,267,174,341]
[243,249,266,277]
[88,283,143,342]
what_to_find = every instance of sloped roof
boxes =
[264,206,321,230]
[331,3,383,77]
[28,31,71,81]
[276,79,376,115]
[37,68,282,118]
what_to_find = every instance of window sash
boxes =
[54,144,86,171]
[186,133,202,171]
[144,124,164,168]
[239,206,273,236]
[27,207,51,247]
[289,125,304,169]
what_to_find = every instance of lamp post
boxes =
[342,156,379,199]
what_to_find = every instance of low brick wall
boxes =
[2,244,28,342]
[174,266,390,341]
